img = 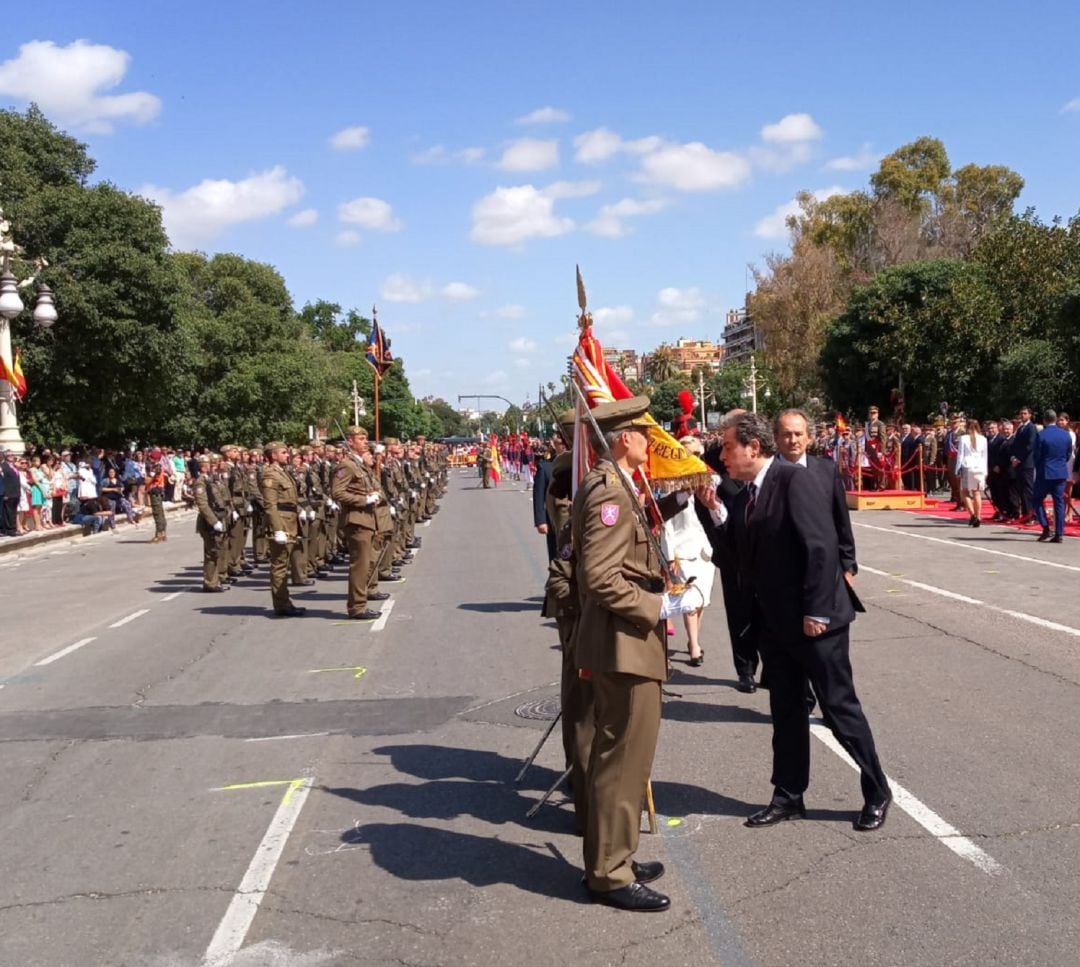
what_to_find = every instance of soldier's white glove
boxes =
[246,503,253,513]
[213,521,224,533]
[411,490,417,499]
[365,493,380,505]
[231,510,240,522]
[659,591,696,620]
[273,530,287,544]
[307,509,317,521]
[390,506,397,518]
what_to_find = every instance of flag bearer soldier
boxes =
[332,427,385,620]
[195,454,230,593]
[260,442,306,617]
[572,396,695,913]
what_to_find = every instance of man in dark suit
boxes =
[0,449,19,537]
[697,418,760,692]
[985,421,1005,519]
[695,412,891,832]
[899,423,919,491]
[1010,406,1038,522]
[1033,409,1071,543]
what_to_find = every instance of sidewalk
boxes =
[0,501,192,557]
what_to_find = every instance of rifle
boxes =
[539,387,572,447]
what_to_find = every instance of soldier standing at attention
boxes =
[332,427,383,621]
[247,448,269,566]
[572,396,696,912]
[260,442,305,617]
[146,447,170,543]
[194,454,229,593]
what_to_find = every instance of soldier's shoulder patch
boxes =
[600,503,619,526]
[335,468,346,477]
[195,484,204,493]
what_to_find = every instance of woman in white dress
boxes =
[956,418,988,527]
[660,437,715,667]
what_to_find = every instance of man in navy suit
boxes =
[1034,409,1072,543]
[0,449,19,537]
[695,413,890,832]
[1010,406,1038,522]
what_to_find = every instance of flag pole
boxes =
[374,369,381,440]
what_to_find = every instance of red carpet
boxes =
[906,496,1080,538]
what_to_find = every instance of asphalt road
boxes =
[2,476,1080,966]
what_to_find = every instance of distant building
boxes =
[670,337,724,374]
[603,347,642,381]
[722,303,761,364]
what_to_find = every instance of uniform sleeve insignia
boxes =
[336,469,345,477]
[559,543,572,560]
[600,503,619,526]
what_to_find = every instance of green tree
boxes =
[644,344,678,383]
[870,136,951,212]
[820,260,1003,419]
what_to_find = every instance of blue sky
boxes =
[2,0,1079,406]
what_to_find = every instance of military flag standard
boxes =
[365,319,393,376]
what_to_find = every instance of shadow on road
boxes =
[331,821,588,902]
[659,700,771,725]
[458,601,542,613]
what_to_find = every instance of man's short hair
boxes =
[773,408,809,435]
[1044,409,1057,424]
[723,411,776,456]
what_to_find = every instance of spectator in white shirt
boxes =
[956,418,988,528]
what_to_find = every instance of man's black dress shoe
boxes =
[348,610,381,621]
[380,574,405,583]
[745,798,806,827]
[853,795,891,831]
[368,591,391,601]
[408,539,422,548]
[1038,528,1051,542]
[1051,535,1064,544]
[631,860,664,884]
[274,605,307,617]
[736,674,756,693]
[588,881,670,912]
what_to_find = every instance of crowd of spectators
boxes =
[0,444,194,539]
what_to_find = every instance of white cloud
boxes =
[337,197,402,232]
[471,185,574,246]
[287,208,318,228]
[493,304,525,319]
[516,106,571,125]
[513,358,532,369]
[650,287,706,327]
[761,113,824,144]
[1061,98,1080,113]
[380,273,432,303]
[442,282,479,302]
[591,305,634,344]
[825,143,880,171]
[412,144,486,165]
[140,166,304,248]
[0,39,160,133]
[573,127,661,164]
[509,336,538,353]
[335,229,361,247]
[542,180,602,199]
[329,125,370,150]
[498,137,560,172]
[753,186,847,240]
[585,196,668,238]
[640,142,750,191]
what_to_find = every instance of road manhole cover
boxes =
[514,697,561,720]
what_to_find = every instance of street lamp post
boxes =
[742,355,770,414]
[0,207,58,455]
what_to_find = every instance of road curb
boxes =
[0,502,192,557]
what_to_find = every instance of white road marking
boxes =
[862,565,1080,639]
[244,733,330,743]
[35,637,97,666]
[162,591,185,602]
[202,777,313,967]
[109,608,149,628]
[422,520,431,527]
[810,724,1004,875]
[370,599,395,632]
[855,521,1080,573]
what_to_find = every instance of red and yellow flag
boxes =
[0,346,26,400]
[571,318,709,493]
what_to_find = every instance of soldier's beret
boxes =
[346,426,367,437]
[197,454,211,464]
[591,396,652,434]
[383,436,400,445]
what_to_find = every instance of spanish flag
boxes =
[488,433,502,486]
[0,346,26,400]
[571,318,709,493]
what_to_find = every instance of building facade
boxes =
[721,305,761,364]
